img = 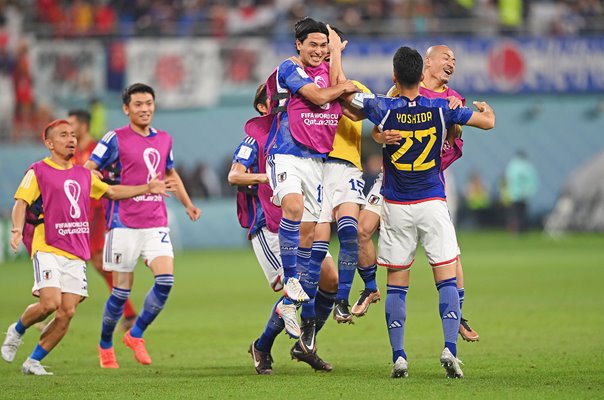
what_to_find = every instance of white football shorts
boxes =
[377,199,459,269]
[103,227,174,272]
[32,251,88,297]
[251,227,284,292]
[266,154,323,222]
[318,159,366,224]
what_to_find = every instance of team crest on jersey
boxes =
[278,172,287,183]
[368,195,381,206]
[114,253,122,264]
[409,101,416,107]
[42,270,52,280]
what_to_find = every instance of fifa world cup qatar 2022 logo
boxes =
[64,179,81,218]
[143,148,161,183]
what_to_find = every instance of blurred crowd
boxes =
[0,0,601,39]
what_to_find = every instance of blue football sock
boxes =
[130,274,174,339]
[30,344,49,362]
[279,218,300,282]
[357,264,378,291]
[300,242,326,320]
[386,284,408,363]
[256,297,285,353]
[437,277,461,357]
[15,319,26,335]
[336,216,359,302]
[100,287,131,349]
[458,288,465,311]
[314,289,336,333]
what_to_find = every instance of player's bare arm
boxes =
[103,174,170,200]
[298,80,358,107]
[327,24,347,85]
[10,199,27,252]
[165,168,201,221]
[467,101,496,130]
[228,163,269,186]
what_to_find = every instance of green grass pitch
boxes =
[0,231,602,399]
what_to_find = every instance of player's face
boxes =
[296,33,328,67]
[427,48,456,85]
[124,92,155,127]
[46,123,77,160]
[66,115,83,140]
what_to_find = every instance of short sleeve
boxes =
[90,173,110,200]
[351,93,400,127]
[232,137,259,170]
[279,60,314,95]
[90,131,119,170]
[14,169,40,205]
[444,106,473,128]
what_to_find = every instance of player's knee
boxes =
[280,195,304,220]
[357,224,373,245]
[57,305,77,321]
[39,300,60,316]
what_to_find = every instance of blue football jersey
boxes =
[265,59,325,159]
[352,93,473,202]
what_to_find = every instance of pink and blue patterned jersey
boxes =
[352,94,473,203]
[265,59,340,158]
[233,137,267,237]
[90,125,174,229]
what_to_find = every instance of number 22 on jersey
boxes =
[390,127,437,171]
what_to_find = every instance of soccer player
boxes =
[264,17,357,335]
[85,83,201,368]
[344,46,495,378]
[299,26,376,326]
[229,83,335,373]
[68,109,138,329]
[1,119,170,375]
[355,45,480,342]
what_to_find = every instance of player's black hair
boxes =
[393,46,423,89]
[122,83,155,105]
[294,17,328,54]
[67,109,91,127]
[253,83,268,115]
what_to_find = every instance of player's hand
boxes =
[10,230,22,253]
[147,174,168,196]
[473,101,491,112]
[382,130,402,145]
[259,173,269,184]
[91,170,103,180]
[164,176,179,194]
[186,205,201,221]
[341,80,360,94]
[447,96,463,109]
[327,24,347,53]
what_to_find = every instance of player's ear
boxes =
[295,39,302,53]
[392,72,396,84]
[122,104,129,116]
[420,72,425,83]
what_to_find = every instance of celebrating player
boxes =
[229,83,335,373]
[68,109,138,329]
[355,45,480,342]
[264,17,358,337]
[344,46,495,378]
[1,119,170,375]
[85,83,201,368]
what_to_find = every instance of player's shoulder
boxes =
[418,96,449,109]
[150,126,172,138]
[352,80,372,94]
[446,87,464,100]
[100,129,119,144]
